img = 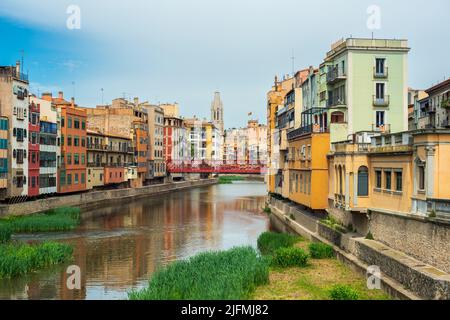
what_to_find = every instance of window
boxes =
[74,154,79,165]
[331,111,345,124]
[74,136,79,147]
[358,166,369,196]
[376,83,385,99]
[376,111,385,128]
[375,58,386,75]
[74,119,80,129]
[375,170,382,189]
[82,121,86,130]
[81,138,86,147]
[385,170,392,190]
[74,174,79,184]
[81,154,85,165]
[67,174,72,185]
[81,173,85,184]
[67,153,72,165]
[68,117,72,128]
[395,171,403,192]
[418,166,425,190]
[61,134,65,146]
[61,117,65,128]
[67,136,72,146]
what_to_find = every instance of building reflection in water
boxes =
[0,182,268,300]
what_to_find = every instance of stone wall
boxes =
[369,210,450,273]
[0,179,217,217]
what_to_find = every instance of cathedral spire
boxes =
[211,91,224,135]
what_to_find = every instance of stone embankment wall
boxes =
[0,179,218,217]
[268,197,450,300]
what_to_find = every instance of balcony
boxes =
[326,67,347,84]
[374,67,388,79]
[371,124,391,133]
[327,98,347,108]
[373,95,390,107]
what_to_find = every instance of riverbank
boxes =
[267,197,450,300]
[0,178,218,218]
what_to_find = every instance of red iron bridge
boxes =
[167,160,268,174]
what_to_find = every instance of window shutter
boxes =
[13,149,16,158]
[13,128,16,136]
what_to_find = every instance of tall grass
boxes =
[271,247,309,268]
[0,207,81,233]
[0,241,73,278]
[218,176,244,184]
[128,246,269,300]
[257,232,301,256]
[309,243,335,259]
[0,225,12,243]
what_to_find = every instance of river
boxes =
[0,181,269,300]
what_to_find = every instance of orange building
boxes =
[42,92,87,194]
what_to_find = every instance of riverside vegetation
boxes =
[128,231,390,300]
[0,207,78,278]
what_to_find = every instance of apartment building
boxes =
[86,130,133,189]
[42,92,87,194]
[28,99,40,197]
[324,38,410,143]
[142,103,166,181]
[32,96,58,195]
[0,62,29,200]
[223,120,267,165]
[162,104,188,164]
[0,117,8,198]
[327,129,450,233]
[86,97,149,187]
[416,78,450,130]
[185,118,222,162]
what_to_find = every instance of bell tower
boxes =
[211,91,224,135]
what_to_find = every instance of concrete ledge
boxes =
[0,179,218,217]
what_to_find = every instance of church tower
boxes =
[211,91,224,135]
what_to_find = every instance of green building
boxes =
[323,38,410,143]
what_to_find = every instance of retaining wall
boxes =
[0,179,218,217]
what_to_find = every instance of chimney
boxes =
[15,61,20,76]
[41,92,52,101]
[58,91,64,99]
[71,97,75,107]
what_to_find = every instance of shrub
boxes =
[2,207,80,233]
[365,232,374,240]
[218,176,244,184]
[0,224,12,243]
[128,246,269,300]
[271,247,309,268]
[309,243,334,259]
[320,217,348,234]
[0,241,73,278]
[257,232,300,256]
[329,285,359,300]
[263,206,271,214]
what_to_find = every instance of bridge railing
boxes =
[167,160,268,174]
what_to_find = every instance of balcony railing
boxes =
[287,124,328,140]
[373,95,390,107]
[327,98,347,108]
[374,67,388,78]
[326,67,346,84]
[371,124,391,133]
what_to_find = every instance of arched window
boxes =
[358,166,369,196]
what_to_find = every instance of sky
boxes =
[0,0,449,129]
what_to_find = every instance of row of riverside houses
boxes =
[0,62,265,203]
[267,37,450,233]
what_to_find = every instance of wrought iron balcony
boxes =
[327,98,347,108]
[373,95,390,107]
[374,66,389,78]
[326,67,347,84]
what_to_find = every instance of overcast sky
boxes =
[0,0,449,128]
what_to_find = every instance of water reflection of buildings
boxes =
[0,184,268,300]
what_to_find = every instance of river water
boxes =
[0,181,269,300]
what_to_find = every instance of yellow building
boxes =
[287,129,330,210]
[184,118,222,162]
[327,129,450,232]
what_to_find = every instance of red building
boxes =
[28,100,40,197]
